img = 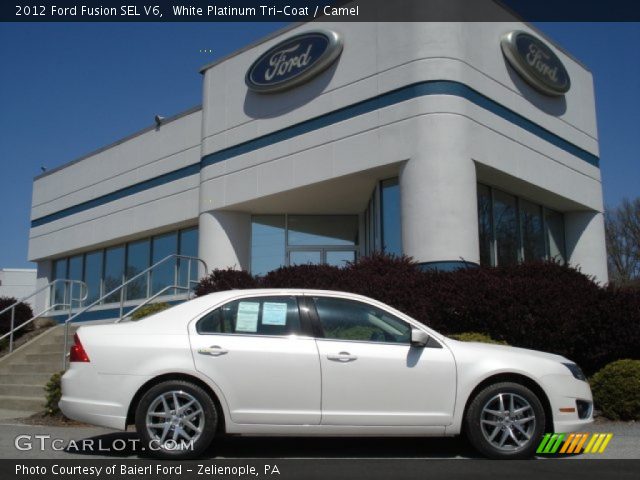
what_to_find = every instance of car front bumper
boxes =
[540,374,594,433]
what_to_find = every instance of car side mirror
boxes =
[410,329,430,348]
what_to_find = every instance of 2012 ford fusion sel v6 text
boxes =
[59,289,593,459]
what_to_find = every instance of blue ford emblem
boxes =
[246,30,343,93]
[501,31,571,96]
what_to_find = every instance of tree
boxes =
[605,197,640,286]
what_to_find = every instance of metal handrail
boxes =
[0,279,87,353]
[117,284,192,323]
[61,254,207,369]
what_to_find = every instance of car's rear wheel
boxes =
[465,381,546,459]
[135,380,217,459]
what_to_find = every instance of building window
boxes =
[251,216,286,276]
[152,232,178,296]
[364,177,402,257]
[493,190,519,266]
[50,226,198,308]
[545,209,566,263]
[380,178,402,256]
[521,200,545,261]
[84,251,103,305]
[178,227,199,289]
[103,246,125,303]
[477,184,493,266]
[477,184,566,266]
[52,258,68,309]
[250,215,359,275]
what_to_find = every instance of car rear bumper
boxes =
[60,364,151,430]
[59,397,127,430]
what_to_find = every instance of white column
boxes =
[198,211,251,275]
[565,211,608,284]
[399,116,479,267]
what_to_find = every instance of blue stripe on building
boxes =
[31,80,599,228]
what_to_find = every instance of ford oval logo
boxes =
[246,30,343,93]
[501,31,571,96]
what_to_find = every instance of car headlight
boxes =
[562,362,587,381]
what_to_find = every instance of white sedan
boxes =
[60,289,593,459]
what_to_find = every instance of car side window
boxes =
[312,297,411,344]
[197,296,302,336]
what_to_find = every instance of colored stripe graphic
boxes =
[538,433,613,454]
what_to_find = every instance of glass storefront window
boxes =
[287,215,358,246]
[52,258,67,309]
[125,240,150,300]
[477,184,566,267]
[546,209,566,263]
[477,184,493,266]
[178,227,199,289]
[251,215,359,275]
[493,190,519,266]
[289,250,322,266]
[84,251,102,305]
[326,250,356,267]
[521,200,545,262]
[103,246,125,303]
[251,216,286,276]
[49,226,198,307]
[152,232,178,295]
[67,255,83,307]
[380,178,402,256]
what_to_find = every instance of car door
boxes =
[308,295,456,426]
[189,294,321,425]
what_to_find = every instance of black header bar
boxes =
[3,0,640,22]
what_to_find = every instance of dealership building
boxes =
[27,19,607,320]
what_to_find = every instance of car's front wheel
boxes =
[465,381,546,459]
[135,380,217,459]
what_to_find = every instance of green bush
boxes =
[44,372,63,416]
[131,302,171,321]
[449,332,508,345]
[591,359,640,420]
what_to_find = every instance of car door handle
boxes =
[327,351,357,362]
[197,345,229,356]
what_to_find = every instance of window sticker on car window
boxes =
[262,302,288,326]
[236,302,260,332]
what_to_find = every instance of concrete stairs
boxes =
[0,324,77,413]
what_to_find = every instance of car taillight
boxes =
[70,333,90,363]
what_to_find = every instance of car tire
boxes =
[465,381,546,459]
[135,380,217,459]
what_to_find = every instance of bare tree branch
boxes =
[605,197,640,286]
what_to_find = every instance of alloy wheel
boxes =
[145,390,205,449]
[480,392,536,452]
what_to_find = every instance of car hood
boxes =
[444,338,570,364]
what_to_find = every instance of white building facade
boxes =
[28,20,607,320]
[0,269,37,307]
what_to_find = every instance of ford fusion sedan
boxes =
[59,289,593,459]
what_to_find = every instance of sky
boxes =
[0,22,638,269]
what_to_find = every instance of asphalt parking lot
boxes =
[0,417,638,460]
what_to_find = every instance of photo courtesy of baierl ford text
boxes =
[0,1,639,479]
